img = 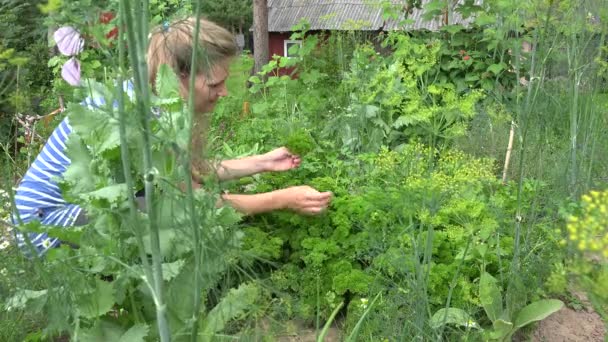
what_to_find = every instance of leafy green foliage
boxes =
[6,70,257,339]
[7,1,603,339]
[201,282,259,336]
[434,271,563,341]
[284,129,315,156]
[201,0,251,32]
[231,141,553,337]
[429,308,477,330]
[480,272,503,323]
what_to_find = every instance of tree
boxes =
[201,0,252,34]
[252,0,268,74]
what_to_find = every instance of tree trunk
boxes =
[253,0,269,74]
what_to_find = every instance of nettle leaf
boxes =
[156,64,181,100]
[430,308,478,330]
[118,324,149,342]
[77,278,115,319]
[201,282,259,336]
[479,272,503,323]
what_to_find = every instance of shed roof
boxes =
[267,0,480,32]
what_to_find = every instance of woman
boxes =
[13,17,332,256]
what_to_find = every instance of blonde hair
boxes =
[147,17,237,86]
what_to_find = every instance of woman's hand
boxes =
[259,147,301,172]
[277,186,332,215]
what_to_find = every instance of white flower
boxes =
[360,297,369,310]
[0,240,10,250]
[0,268,7,276]
[464,320,479,329]
[42,238,52,249]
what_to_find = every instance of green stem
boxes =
[120,1,170,341]
[316,302,343,342]
[187,1,206,341]
[116,5,155,327]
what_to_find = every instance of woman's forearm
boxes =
[220,186,332,216]
[215,156,267,181]
[220,190,285,215]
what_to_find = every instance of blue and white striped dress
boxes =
[13,82,135,257]
[13,118,82,256]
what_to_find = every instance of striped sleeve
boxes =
[13,80,135,257]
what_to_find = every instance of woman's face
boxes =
[181,61,230,114]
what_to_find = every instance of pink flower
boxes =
[61,57,81,86]
[54,26,84,56]
[54,26,84,86]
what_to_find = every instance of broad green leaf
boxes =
[440,24,466,35]
[364,105,380,119]
[143,228,176,257]
[89,60,102,69]
[44,226,83,245]
[166,260,197,330]
[489,319,513,340]
[201,282,259,335]
[80,320,125,342]
[118,324,149,342]
[161,259,185,281]
[215,206,243,227]
[423,0,446,20]
[475,13,496,26]
[429,308,478,330]
[487,63,507,75]
[514,299,564,329]
[77,278,115,319]
[97,117,121,154]
[248,75,261,84]
[68,102,107,137]
[67,97,122,154]
[62,136,95,194]
[479,272,503,323]
[465,74,480,82]
[81,183,129,206]
[5,289,47,311]
[9,56,28,67]
[251,102,269,115]
[0,48,15,59]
